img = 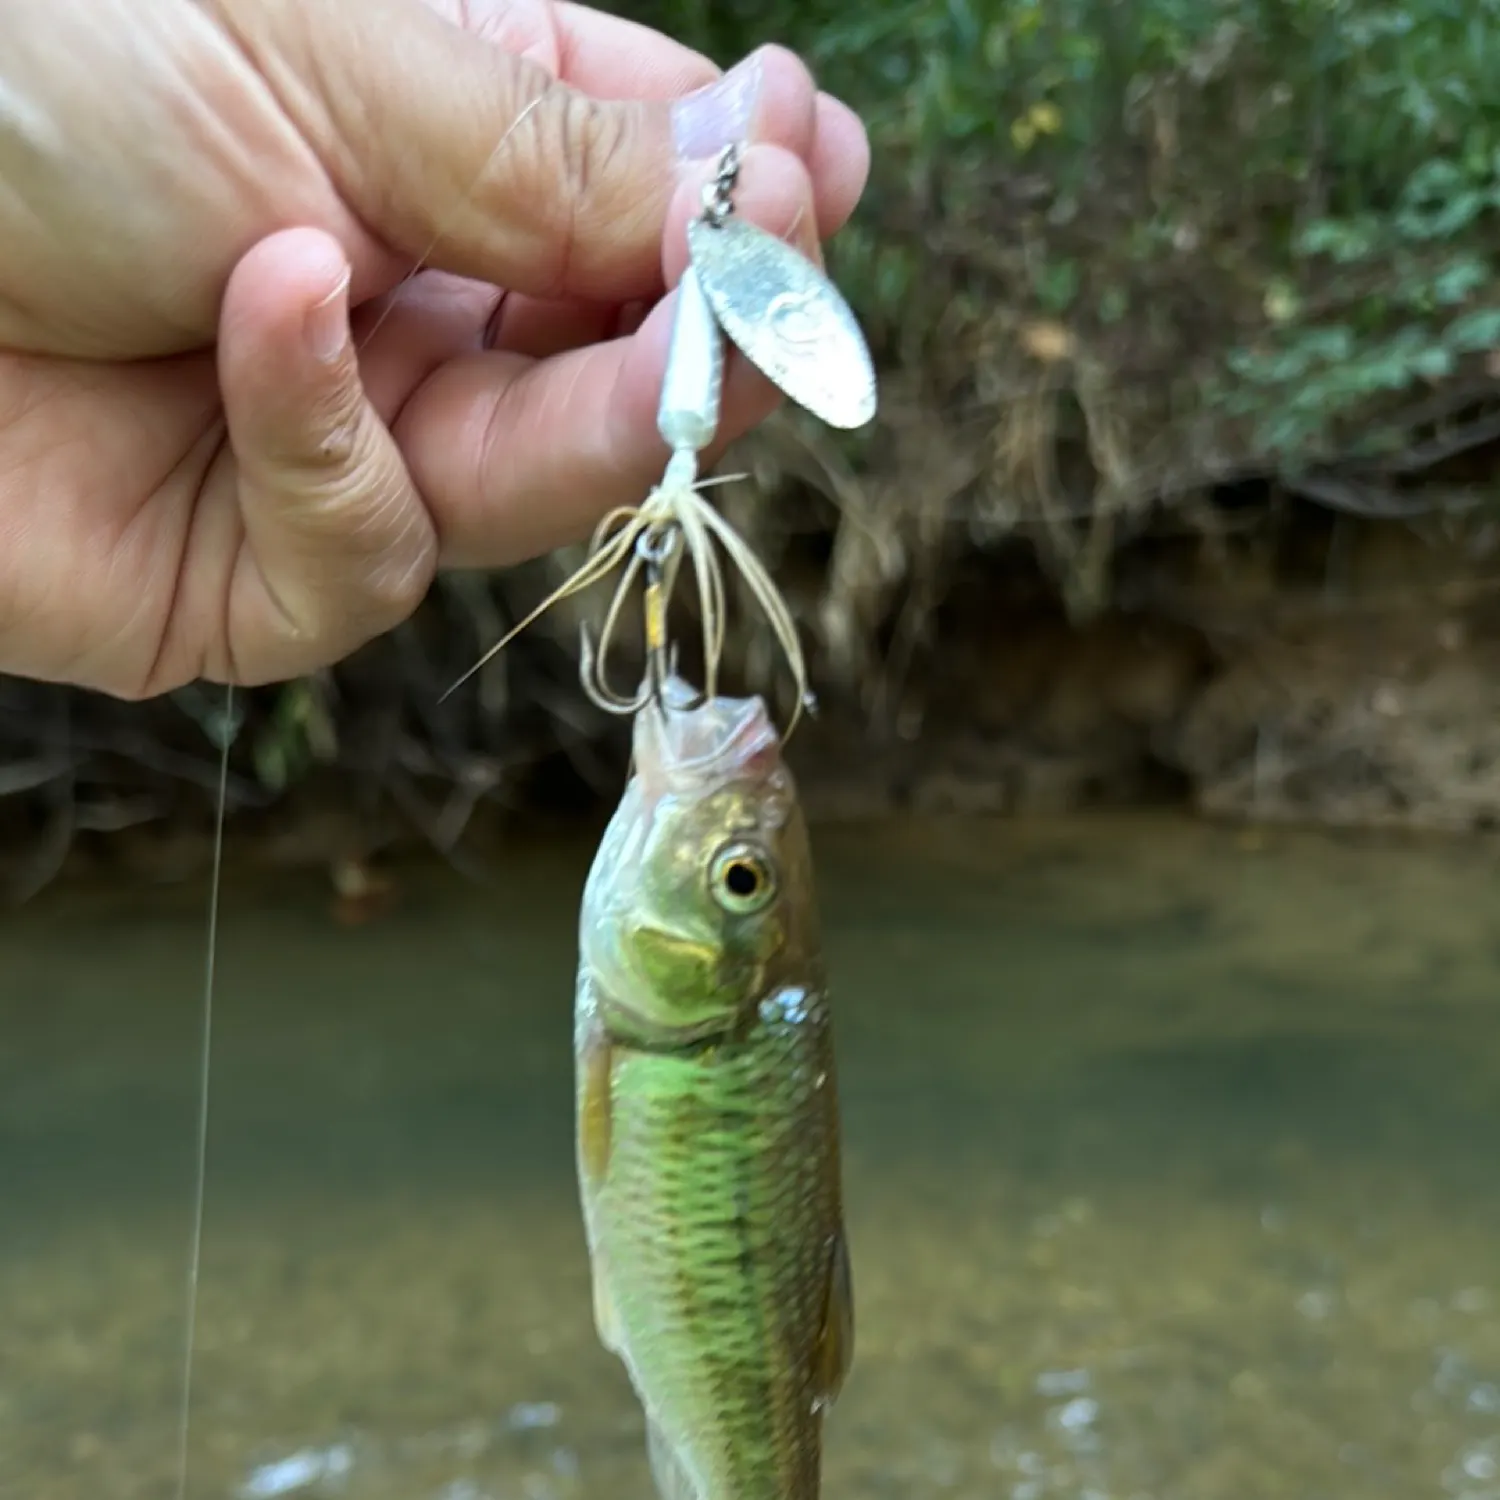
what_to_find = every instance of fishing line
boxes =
[163,81,554,1497]
[165,85,554,1497]
[172,681,233,1500]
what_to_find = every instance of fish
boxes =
[573,676,853,1500]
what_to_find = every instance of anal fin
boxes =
[813,1226,854,1411]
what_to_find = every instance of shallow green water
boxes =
[2,813,1498,1500]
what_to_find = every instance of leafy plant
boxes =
[618,0,1500,462]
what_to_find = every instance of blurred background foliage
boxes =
[627,0,1500,462]
[8,0,1500,888]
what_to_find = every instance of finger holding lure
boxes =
[450,142,877,1500]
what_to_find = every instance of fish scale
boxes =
[585,986,836,1500]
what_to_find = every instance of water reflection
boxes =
[1,814,1497,1499]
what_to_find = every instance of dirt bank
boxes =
[6,460,1497,905]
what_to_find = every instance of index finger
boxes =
[555,2,721,97]
[419,0,866,237]
[420,0,720,96]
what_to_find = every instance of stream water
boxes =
[2,812,1498,1500]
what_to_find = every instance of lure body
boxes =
[574,681,852,1500]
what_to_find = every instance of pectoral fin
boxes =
[577,1020,613,1190]
[577,1019,622,1356]
[813,1225,854,1411]
[646,1419,700,1500]
[591,1254,623,1355]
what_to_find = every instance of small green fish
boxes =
[574,678,853,1500]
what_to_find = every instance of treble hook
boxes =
[638,523,676,711]
[441,142,821,736]
[578,521,701,719]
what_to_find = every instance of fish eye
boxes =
[708,841,777,914]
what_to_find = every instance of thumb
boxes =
[217,228,438,685]
[223,0,757,303]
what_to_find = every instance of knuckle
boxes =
[252,378,363,480]
[317,464,437,630]
[246,422,435,643]
[539,86,636,293]
[309,414,362,476]
[248,496,435,678]
[357,504,438,625]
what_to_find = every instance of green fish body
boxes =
[574,681,852,1500]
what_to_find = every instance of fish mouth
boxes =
[633,681,782,793]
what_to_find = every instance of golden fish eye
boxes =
[708,842,777,914]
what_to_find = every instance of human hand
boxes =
[0,0,869,696]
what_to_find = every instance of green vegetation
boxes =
[602,0,1500,671]
[627,0,1500,464]
[9,1,1500,879]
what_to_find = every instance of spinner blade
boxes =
[687,216,878,432]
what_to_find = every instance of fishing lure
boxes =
[443,144,877,726]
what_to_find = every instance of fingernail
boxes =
[672,50,763,161]
[305,269,351,364]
